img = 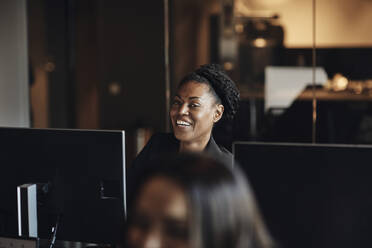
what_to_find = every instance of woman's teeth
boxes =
[176,120,191,126]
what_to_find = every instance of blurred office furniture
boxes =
[210,14,284,148]
[233,142,372,248]
[264,48,372,144]
[266,85,372,144]
[264,66,328,111]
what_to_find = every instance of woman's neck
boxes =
[179,134,211,153]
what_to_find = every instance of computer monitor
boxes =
[233,142,372,248]
[0,127,126,244]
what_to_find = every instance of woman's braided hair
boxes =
[179,64,240,120]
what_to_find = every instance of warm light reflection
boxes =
[325,75,372,96]
[252,38,267,47]
[325,73,348,92]
[223,61,234,71]
[333,73,348,91]
[108,81,121,96]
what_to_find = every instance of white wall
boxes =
[0,0,29,127]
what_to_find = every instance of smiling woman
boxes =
[130,64,239,166]
[128,64,240,202]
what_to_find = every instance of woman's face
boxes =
[127,176,190,248]
[170,81,223,144]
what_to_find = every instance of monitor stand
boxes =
[17,184,38,238]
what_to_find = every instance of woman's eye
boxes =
[172,100,181,106]
[189,103,200,108]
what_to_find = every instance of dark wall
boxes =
[97,0,166,131]
[45,0,76,128]
[44,0,167,131]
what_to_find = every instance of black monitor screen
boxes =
[233,142,372,248]
[0,127,126,244]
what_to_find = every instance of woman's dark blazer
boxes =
[132,132,232,168]
[126,132,233,204]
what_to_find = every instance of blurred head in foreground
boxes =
[126,153,273,248]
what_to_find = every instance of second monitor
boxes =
[233,142,372,248]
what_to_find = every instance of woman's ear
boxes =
[213,104,224,123]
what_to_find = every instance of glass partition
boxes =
[231,0,318,144]
[312,0,372,145]
[171,0,319,148]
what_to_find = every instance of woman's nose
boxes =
[178,104,189,115]
[142,228,163,248]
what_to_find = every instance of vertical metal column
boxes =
[164,0,171,132]
[312,0,317,143]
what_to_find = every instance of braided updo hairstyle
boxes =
[178,64,240,120]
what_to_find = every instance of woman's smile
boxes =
[176,119,192,127]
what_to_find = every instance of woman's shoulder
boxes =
[206,137,233,166]
[129,132,178,180]
[218,146,234,166]
[219,146,232,156]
